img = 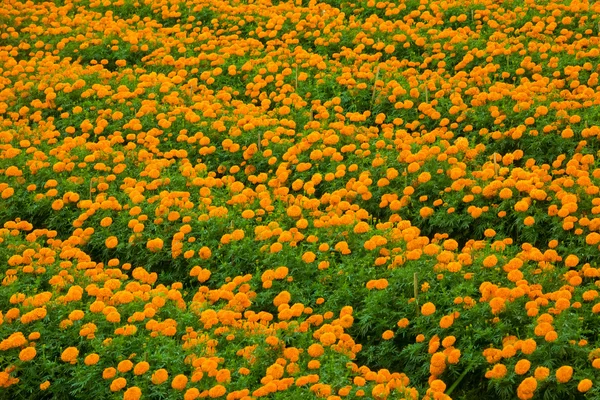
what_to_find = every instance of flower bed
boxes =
[1,0,600,398]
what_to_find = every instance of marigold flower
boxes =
[208,384,227,398]
[517,377,537,400]
[105,236,118,249]
[578,379,593,393]
[430,379,446,392]
[199,246,211,259]
[382,330,394,340]
[439,315,454,329]
[421,302,436,316]
[564,255,579,268]
[273,291,291,307]
[19,347,36,362]
[534,366,550,380]
[84,353,100,366]
[146,238,164,252]
[302,251,316,263]
[117,360,133,373]
[171,374,188,390]
[521,339,537,355]
[123,386,142,400]
[61,347,79,364]
[515,359,531,375]
[151,369,169,385]
[110,377,127,392]
[133,361,150,375]
[103,367,117,380]
[184,387,203,400]
[485,363,507,379]
[320,332,337,346]
[308,344,324,358]
[556,365,573,383]
[353,221,370,234]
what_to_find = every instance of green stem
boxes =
[446,363,473,396]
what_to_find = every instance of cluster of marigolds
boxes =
[2,0,600,398]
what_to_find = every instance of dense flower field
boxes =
[2,0,600,398]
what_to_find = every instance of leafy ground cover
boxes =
[1,0,600,398]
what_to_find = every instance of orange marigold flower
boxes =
[171,374,188,390]
[565,255,579,268]
[134,361,150,375]
[521,339,537,355]
[151,369,169,385]
[421,302,436,316]
[353,221,370,234]
[397,318,409,328]
[110,377,127,392]
[556,366,573,383]
[430,379,446,393]
[286,205,302,218]
[61,347,79,364]
[578,379,593,393]
[515,359,531,375]
[517,376,537,400]
[117,360,133,373]
[308,344,324,358]
[534,366,550,380]
[208,384,227,398]
[199,246,212,260]
[103,367,117,380]
[84,353,100,366]
[105,236,118,249]
[320,332,337,346]
[302,251,316,263]
[382,330,394,340]
[485,363,507,379]
[123,386,142,400]
[439,315,454,329]
[19,347,36,362]
[146,238,164,252]
[273,291,291,307]
[483,255,498,268]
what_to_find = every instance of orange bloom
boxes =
[565,255,579,268]
[105,236,118,249]
[534,366,550,380]
[84,353,100,366]
[171,374,188,390]
[302,251,316,263]
[353,221,370,234]
[110,377,127,392]
[421,302,436,316]
[439,315,454,329]
[382,330,394,340]
[61,347,79,364]
[117,360,133,373]
[146,238,164,252]
[286,205,302,218]
[578,379,593,393]
[556,366,573,383]
[123,387,142,400]
[19,347,36,362]
[307,344,324,358]
[151,369,169,385]
[103,367,117,380]
[134,361,150,375]
[514,359,531,375]
[208,384,227,398]
[517,377,537,400]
